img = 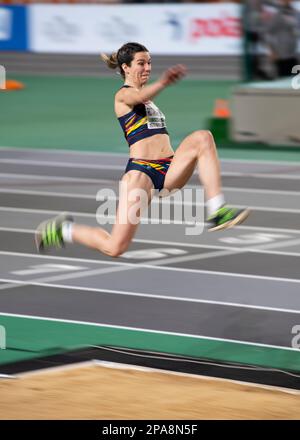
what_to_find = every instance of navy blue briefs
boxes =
[125,156,173,191]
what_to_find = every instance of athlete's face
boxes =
[123,51,151,86]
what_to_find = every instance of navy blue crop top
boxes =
[117,85,169,147]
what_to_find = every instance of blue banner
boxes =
[0,5,28,51]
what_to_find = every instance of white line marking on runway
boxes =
[232,224,300,234]
[1,226,300,257]
[0,146,127,158]
[1,158,300,181]
[135,238,300,257]
[220,157,300,166]
[1,197,300,219]
[0,172,108,184]
[0,158,125,170]
[0,206,204,226]
[1,250,300,284]
[1,156,300,179]
[2,186,300,214]
[0,311,298,352]
[0,206,201,225]
[0,277,299,315]
[0,264,135,292]
[145,236,300,267]
[0,255,136,291]
[0,227,300,257]
[0,206,95,218]
[1,186,300,203]
[11,264,86,276]
[0,227,35,234]
[2,146,300,167]
[220,171,300,180]
[1,205,300,234]
[222,186,300,196]
[0,188,97,199]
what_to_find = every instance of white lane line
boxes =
[222,186,300,196]
[1,205,300,235]
[2,226,300,258]
[0,158,125,170]
[0,311,298,352]
[0,264,133,292]
[149,248,244,266]
[1,185,300,214]
[0,277,299,315]
[1,250,300,284]
[2,156,300,177]
[0,227,35,234]
[1,158,300,181]
[220,157,300,166]
[0,146,127,158]
[145,236,300,267]
[232,224,300,235]
[0,188,97,200]
[2,146,300,167]
[0,206,201,225]
[254,237,300,252]
[221,171,300,180]
[0,206,95,218]
[1,226,300,261]
[0,185,300,200]
[147,249,238,266]
[1,197,300,218]
[0,172,108,184]
[135,238,300,257]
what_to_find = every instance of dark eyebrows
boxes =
[136,58,151,62]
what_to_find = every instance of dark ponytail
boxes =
[101,42,148,79]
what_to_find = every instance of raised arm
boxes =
[117,64,186,107]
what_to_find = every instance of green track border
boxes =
[0,315,300,373]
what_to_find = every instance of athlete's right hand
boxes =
[159,64,187,87]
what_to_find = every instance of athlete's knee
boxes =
[194,130,213,144]
[192,130,214,154]
[108,240,130,258]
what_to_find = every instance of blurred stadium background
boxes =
[1,0,300,419]
[1,0,300,154]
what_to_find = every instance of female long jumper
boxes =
[35,42,249,258]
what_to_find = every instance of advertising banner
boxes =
[29,4,242,55]
[0,5,28,51]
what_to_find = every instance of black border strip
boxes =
[1,345,299,390]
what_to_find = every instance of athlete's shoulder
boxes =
[115,85,131,102]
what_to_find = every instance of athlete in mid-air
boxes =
[35,42,249,257]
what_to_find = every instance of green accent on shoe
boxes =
[35,213,74,253]
[208,205,250,231]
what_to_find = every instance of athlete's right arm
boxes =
[118,64,186,107]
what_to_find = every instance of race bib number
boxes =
[145,101,166,129]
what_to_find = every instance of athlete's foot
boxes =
[35,213,74,252]
[207,205,250,232]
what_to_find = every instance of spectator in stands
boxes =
[244,0,274,80]
[265,0,300,77]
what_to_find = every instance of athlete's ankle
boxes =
[206,193,225,218]
[62,222,73,243]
